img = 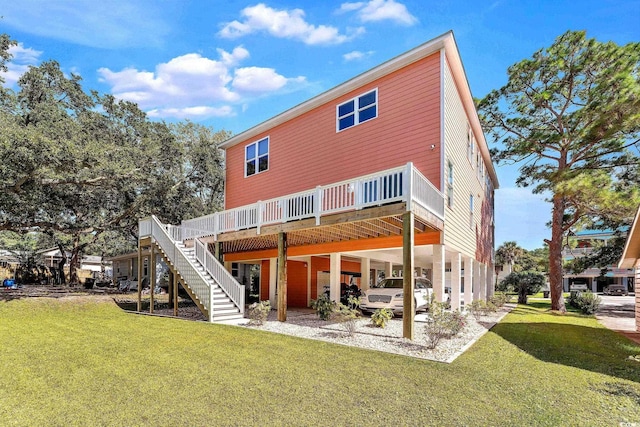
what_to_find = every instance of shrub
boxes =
[566,290,582,308]
[371,308,394,328]
[310,294,336,321]
[565,291,601,315]
[424,301,467,349]
[489,292,510,308]
[247,300,271,326]
[333,296,360,336]
[578,291,601,315]
[467,299,496,320]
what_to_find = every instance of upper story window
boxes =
[337,89,378,132]
[446,161,454,209]
[467,124,474,165]
[245,137,269,177]
[477,151,484,183]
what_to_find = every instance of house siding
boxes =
[442,56,493,262]
[225,51,442,209]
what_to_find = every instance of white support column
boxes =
[269,258,277,307]
[479,263,487,301]
[330,252,341,302]
[591,277,597,293]
[464,257,474,306]
[487,266,495,298]
[450,252,461,311]
[360,258,371,291]
[473,261,481,301]
[384,262,393,279]
[433,244,445,303]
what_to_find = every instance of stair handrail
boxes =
[147,215,212,315]
[194,238,245,314]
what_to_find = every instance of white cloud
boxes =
[339,0,418,26]
[1,0,169,49]
[0,43,43,86]
[219,3,362,45]
[343,50,375,61]
[98,46,305,120]
[147,106,235,119]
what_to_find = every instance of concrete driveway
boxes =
[596,294,639,344]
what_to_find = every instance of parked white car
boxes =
[569,282,588,292]
[360,277,432,314]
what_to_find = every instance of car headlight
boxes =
[395,292,403,298]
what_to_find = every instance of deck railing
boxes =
[180,162,444,239]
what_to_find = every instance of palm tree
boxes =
[495,241,524,276]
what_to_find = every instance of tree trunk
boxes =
[56,243,67,285]
[68,238,88,286]
[548,195,566,312]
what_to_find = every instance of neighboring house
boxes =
[619,205,640,332]
[0,249,19,279]
[38,248,109,273]
[139,31,499,334]
[562,230,635,292]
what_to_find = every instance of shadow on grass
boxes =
[492,315,640,383]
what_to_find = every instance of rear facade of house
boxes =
[139,31,499,324]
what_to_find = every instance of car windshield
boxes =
[375,279,403,289]
[374,278,432,289]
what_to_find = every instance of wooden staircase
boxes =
[140,216,245,323]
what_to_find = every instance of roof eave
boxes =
[220,31,453,150]
[618,204,640,268]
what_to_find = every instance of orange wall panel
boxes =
[260,260,270,301]
[225,52,442,209]
[287,260,308,308]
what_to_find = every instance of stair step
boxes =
[212,308,241,316]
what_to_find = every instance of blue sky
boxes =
[1,0,638,250]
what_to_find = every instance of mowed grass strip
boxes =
[0,297,639,426]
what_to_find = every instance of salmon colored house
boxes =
[138,31,499,339]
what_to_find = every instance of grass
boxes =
[1,297,639,426]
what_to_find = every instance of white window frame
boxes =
[467,124,474,165]
[446,160,454,209]
[245,136,269,177]
[336,88,378,132]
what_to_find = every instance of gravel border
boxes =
[246,304,515,363]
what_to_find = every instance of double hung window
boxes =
[337,89,378,131]
[245,137,269,177]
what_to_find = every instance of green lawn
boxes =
[1,297,639,426]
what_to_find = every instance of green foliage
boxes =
[371,308,394,328]
[498,271,546,304]
[333,297,361,336]
[467,299,497,320]
[478,30,640,311]
[424,301,467,349]
[489,292,511,308]
[247,300,271,326]
[566,291,601,315]
[310,294,336,321]
[0,37,229,282]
